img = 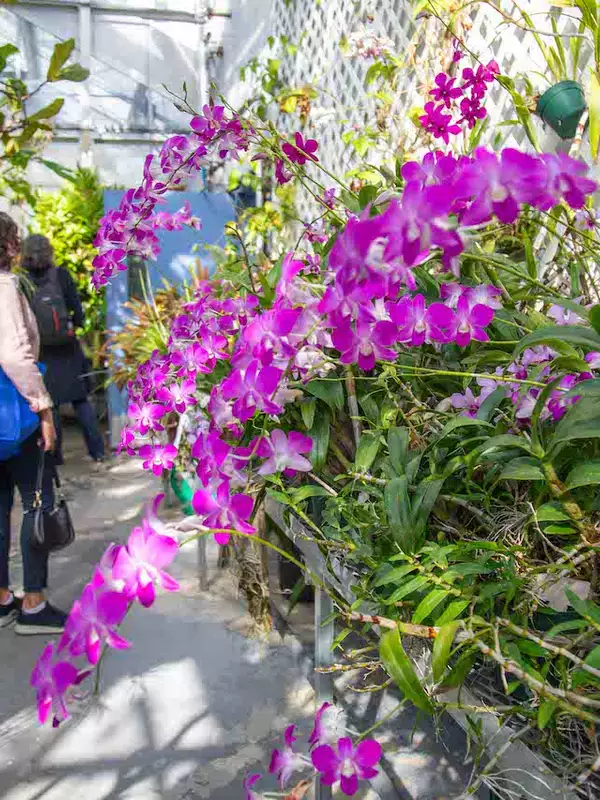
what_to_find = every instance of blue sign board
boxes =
[104,189,235,446]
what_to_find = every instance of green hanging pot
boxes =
[536,80,586,139]
[170,469,194,516]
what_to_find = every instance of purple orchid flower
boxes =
[257,429,313,476]
[171,343,213,377]
[585,351,600,369]
[547,374,579,421]
[59,583,130,665]
[275,158,293,184]
[455,148,545,225]
[450,387,481,418]
[304,220,328,243]
[192,431,233,489]
[310,702,333,747]
[309,702,347,747]
[548,302,585,326]
[429,72,463,107]
[156,378,197,413]
[331,314,397,370]
[440,282,463,308]
[521,345,556,368]
[449,295,494,346]
[243,773,262,800]
[382,185,464,269]
[221,360,284,421]
[207,386,242,437]
[452,41,464,62]
[476,367,508,400]
[112,500,180,607]
[139,443,178,477]
[463,284,503,310]
[282,132,319,164]
[537,153,597,210]
[269,724,309,788]
[117,426,138,456]
[461,61,498,100]
[192,481,256,544]
[401,151,464,189]
[388,294,454,346]
[322,187,336,208]
[30,642,81,727]
[235,307,300,368]
[128,401,167,435]
[459,96,487,129]
[418,101,461,144]
[515,390,540,421]
[311,736,382,796]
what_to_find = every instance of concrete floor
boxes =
[0,424,481,799]
[0,425,316,800]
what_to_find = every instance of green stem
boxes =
[396,366,546,388]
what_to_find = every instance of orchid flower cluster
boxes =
[92,104,251,286]
[419,58,499,144]
[151,200,202,232]
[32,93,599,742]
[345,29,395,60]
[92,105,597,547]
[446,343,600,423]
[244,702,382,798]
[30,496,179,728]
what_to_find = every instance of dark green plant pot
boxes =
[170,469,194,516]
[536,80,586,139]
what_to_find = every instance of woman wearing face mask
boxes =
[0,213,67,634]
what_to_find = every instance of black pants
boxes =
[0,431,54,593]
[54,398,105,463]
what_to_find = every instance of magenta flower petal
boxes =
[469,303,494,327]
[288,431,313,452]
[192,490,219,516]
[230,493,254,520]
[340,773,359,796]
[52,661,79,694]
[256,365,283,396]
[311,744,339,773]
[354,739,382,767]
[159,571,181,593]
[97,590,128,626]
[138,580,156,608]
[146,533,178,569]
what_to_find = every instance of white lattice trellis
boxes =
[220,0,597,202]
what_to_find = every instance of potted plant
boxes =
[536,80,586,139]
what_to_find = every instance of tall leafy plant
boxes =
[32,168,105,349]
[0,37,88,204]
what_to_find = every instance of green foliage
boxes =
[32,168,104,348]
[0,37,89,204]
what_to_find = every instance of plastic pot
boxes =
[536,80,586,139]
[170,469,194,516]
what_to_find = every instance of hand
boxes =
[39,408,57,453]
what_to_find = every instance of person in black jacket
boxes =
[21,235,105,465]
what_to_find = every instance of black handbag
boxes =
[30,449,75,551]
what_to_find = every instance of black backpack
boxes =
[28,268,73,347]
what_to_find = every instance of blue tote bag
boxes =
[0,365,44,461]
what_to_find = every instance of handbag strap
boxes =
[33,447,63,509]
[33,446,45,510]
[52,462,62,490]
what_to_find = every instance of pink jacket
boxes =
[0,272,52,412]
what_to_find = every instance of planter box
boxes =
[264,498,579,800]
